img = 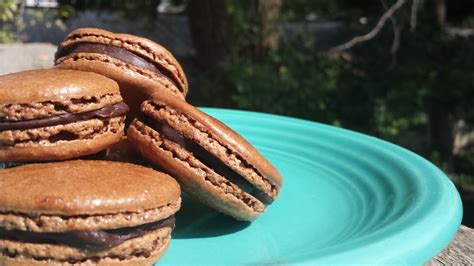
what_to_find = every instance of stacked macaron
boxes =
[0,69,128,162]
[0,161,180,265]
[127,93,282,221]
[54,28,188,120]
[0,27,283,265]
[0,29,185,265]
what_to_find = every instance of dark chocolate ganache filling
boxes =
[0,215,175,251]
[0,102,129,131]
[55,42,179,89]
[144,117,274,205]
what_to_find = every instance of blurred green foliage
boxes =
[0,0,19,43]
[281,0,376,21]
[202,3,474,142]
[224,51,343,126]
[58,0,162,21]
[0,0,70,43]
[351,22,474,137]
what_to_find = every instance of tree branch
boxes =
[257,0,283,54]
[330,0,407,52]
[410,0,421,31]
[380,0,401,55]
[16,0,26,39]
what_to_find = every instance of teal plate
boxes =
[0,108,462,264]
[159,108,462,265]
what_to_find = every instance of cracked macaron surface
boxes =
[0,69,129,162]
[127,93,282,221]
[54,28,188,120]
[0,160,181,265]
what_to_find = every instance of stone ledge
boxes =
[0,43,57,75]
[428,225,474,264]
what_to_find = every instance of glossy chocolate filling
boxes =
[55,42,179,89]
[0,215,175,251]
[0,102,129,131]
[144,117,274,205]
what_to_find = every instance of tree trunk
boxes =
[187,0,283,63]
[187,0,230,67]
[186,0,283,107]
[433,0,446,28]
[427,0,451,170]
[256,0,283,56]
[428,101,454,171]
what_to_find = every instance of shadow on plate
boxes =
[173,193,250,239]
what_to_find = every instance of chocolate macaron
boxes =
[55,28,188,119]
[0,69,128,162]
[127,93,283,221]
[0,160,181,265]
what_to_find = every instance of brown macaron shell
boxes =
[128,93,282,221]
[55,28,188,120]
[141,94,282,190]
[56,28,187,94]
[0,160,181,231]
[0,160,180,265]
[128,120,265,221]
[0,69,119,106]
[0,69,127,162]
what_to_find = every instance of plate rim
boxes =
[199,107,463,264]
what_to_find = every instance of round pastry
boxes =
[127,93,283,221]
[0,160,181,265]
[54,27,188,120]
[0,69,128,162]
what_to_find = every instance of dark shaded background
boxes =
[1,0,473,226]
